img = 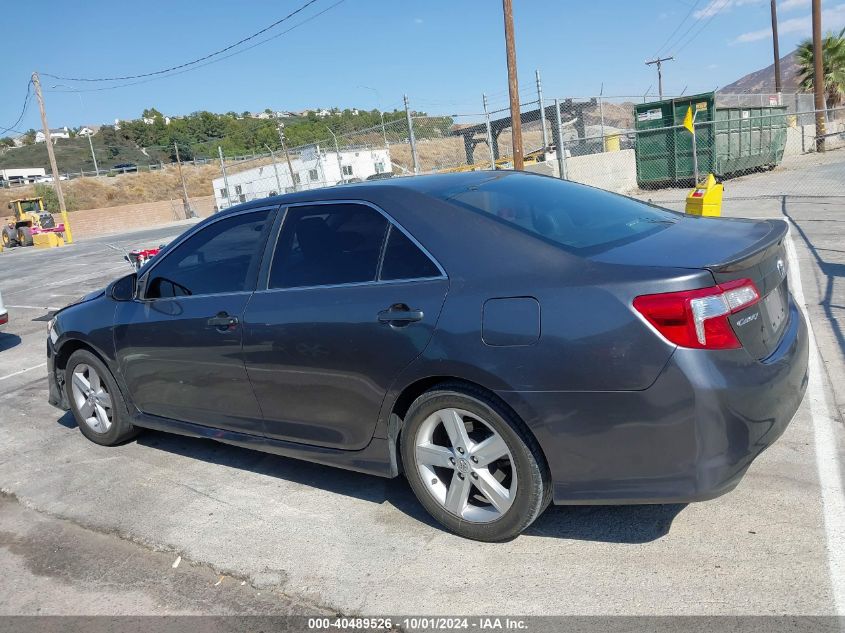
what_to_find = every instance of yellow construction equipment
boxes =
[685,173,724,217]
[3,197,69,248]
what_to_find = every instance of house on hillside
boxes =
[35,127,70,143]
[76,126,99,137]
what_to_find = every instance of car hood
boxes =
[54,288,105,316]
[590,215,784,270]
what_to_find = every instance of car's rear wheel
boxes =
[401,385,550,541]
[65,349,139,446]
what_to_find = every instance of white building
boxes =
[35,127,70,143]
[0,167,47,186]
[213,146,392,210]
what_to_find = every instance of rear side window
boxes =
[146,210,271,298]
[270,203,389,289]
[379,226,441,281]
[436,174,678,253]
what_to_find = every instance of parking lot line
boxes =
[6,305,62,312]
[786,222,845,616]
[0,363,47,383]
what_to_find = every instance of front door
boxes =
[115,208,275,434]
[242,202,448,450]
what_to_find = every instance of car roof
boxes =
[216,170,530,217]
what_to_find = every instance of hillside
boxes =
[0,136,155,174]
[719,49,802,93]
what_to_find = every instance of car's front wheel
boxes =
[65,349,139,446]
[401,385,550,541]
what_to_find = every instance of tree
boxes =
[797,27,845,110]
[0,137,14,149]
[22,129,36,145]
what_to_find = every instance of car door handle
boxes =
[377,307,424,324]
[207,312,239,329]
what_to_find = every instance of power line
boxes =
[653,0,703,58]
[0,80,33,136]
[45,0,346,93]
[673,0,731,55]
[43,0,323,83]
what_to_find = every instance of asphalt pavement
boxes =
[0,158,843,616]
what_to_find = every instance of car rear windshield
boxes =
[436,174,678,254]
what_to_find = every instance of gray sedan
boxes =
[47,171,808,541]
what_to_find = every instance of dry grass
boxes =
[0,163,222,213]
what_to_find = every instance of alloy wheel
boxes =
[414,407,517,523]
[70,363,113,434]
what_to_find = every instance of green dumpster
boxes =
[634,92,788,188]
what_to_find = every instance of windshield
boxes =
[437,174,679,254]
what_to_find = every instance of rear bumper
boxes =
[498,300,809,505]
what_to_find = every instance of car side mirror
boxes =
[110,273,137,302]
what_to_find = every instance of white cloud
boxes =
[694,0,763,20]
[778,0,810,12]
[733,2,845,42]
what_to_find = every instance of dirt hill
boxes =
[719,49,802,94]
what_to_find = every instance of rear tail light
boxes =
[633,279,760,349]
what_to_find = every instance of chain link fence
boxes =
[4,91,843,213]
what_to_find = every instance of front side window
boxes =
[269,203,388,289]
[146,210,271,299]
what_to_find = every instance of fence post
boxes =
[267,145,283,193]
[218,146,232,210]
[483,94,495,170]
[554,98,567,180]
[536,69,548,150]
[404,94,420,174]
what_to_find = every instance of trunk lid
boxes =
[594,215,790,359]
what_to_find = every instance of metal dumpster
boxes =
[634,92,788,188]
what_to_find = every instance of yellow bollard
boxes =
[685,173,724,217]
[604,133,621,152]
[60,210,73,244]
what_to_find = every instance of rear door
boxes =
[115,208,276,433]
[242,201,448,450]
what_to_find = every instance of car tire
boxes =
[18,227,33,247]
[65,349,139,446]
[400,384,551,542]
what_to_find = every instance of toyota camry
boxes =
[47,171,809,541]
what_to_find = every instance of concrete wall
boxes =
[530,149,638,194]
[68,196,215,239]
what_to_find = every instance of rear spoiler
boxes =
[705,219,788,273]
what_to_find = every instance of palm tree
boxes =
[796,27,845,113]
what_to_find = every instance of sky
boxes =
[2,0,844,134]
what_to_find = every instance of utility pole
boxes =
[483,94,495,170]
[265,144,283,194]
[403,94,420,174]
[324,126,345,185]
[536,69,548,150]
[86,132,99,176]
[812,0,826,152]
[173,142,194,218]
[218,146,233,209]
[31,71,72,243]
[277,125,297,191]
[770,0,782,96]
[502,0,524,170]
[645,56,673,100]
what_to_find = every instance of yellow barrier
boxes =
[33,232,65,248]
[685,173,724,217]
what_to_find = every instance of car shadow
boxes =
[0,333,21,352]
[134,429,685,543]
